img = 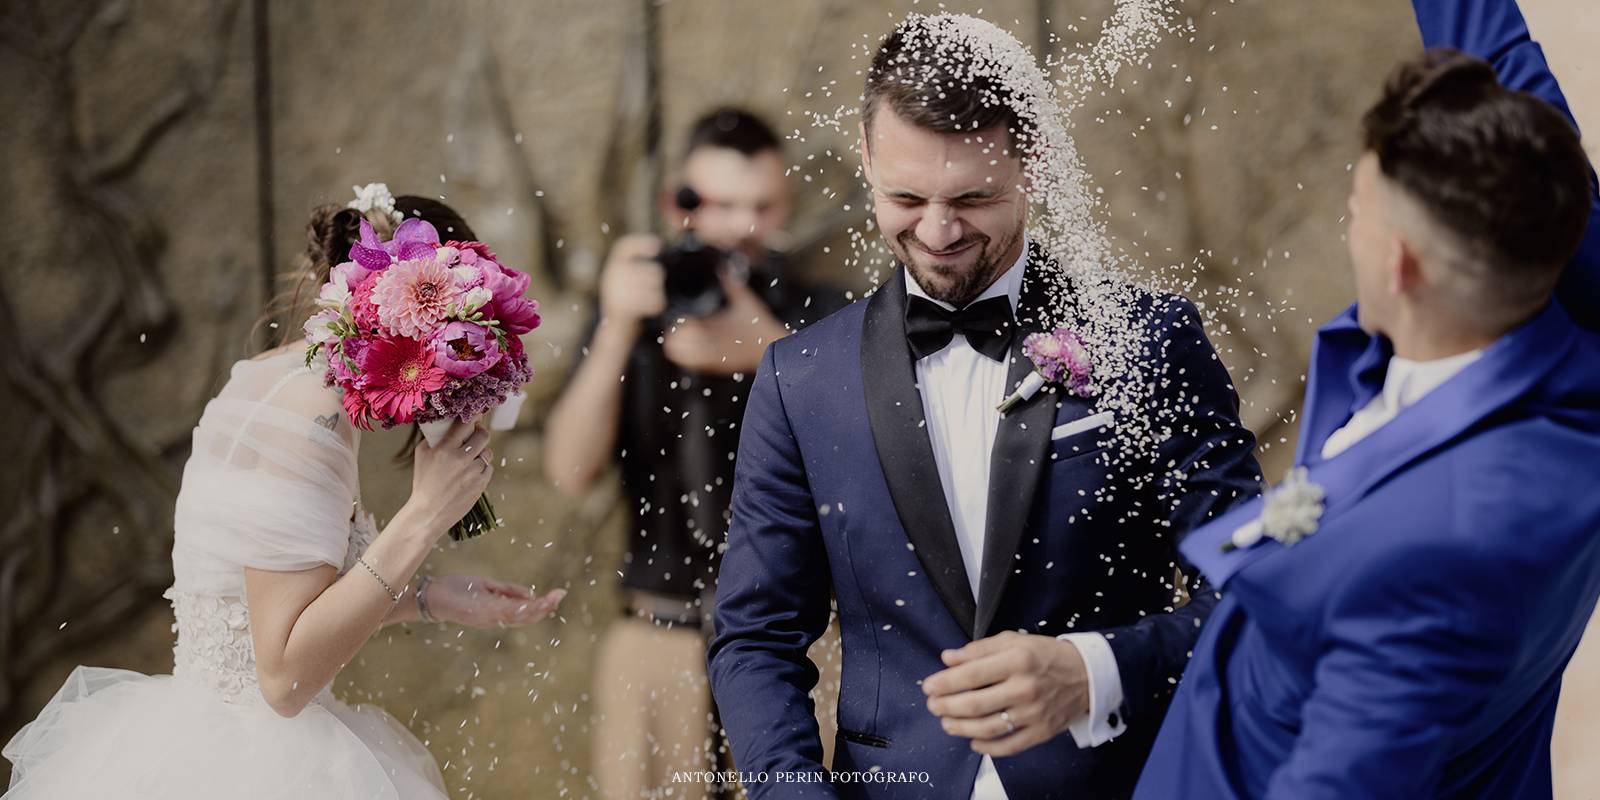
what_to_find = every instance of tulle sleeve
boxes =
[172,356,361,574]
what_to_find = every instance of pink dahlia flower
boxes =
[371,254,467,338]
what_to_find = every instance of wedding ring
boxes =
[1000,710,1016,736]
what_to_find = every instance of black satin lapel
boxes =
[861,268,977,636]
[975,255,1058,637]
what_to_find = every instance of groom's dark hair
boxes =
[1362,48,1594,308]
[861,18,1029,152]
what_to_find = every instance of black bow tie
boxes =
[905,295,1016,362]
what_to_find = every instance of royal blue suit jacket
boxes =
[709,250,1261,800]
[1135,299,1600,799]
[1133,8,1600,795]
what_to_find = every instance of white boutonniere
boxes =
[1222,467,1326,553]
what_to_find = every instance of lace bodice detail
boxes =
[167,505,380,705]
[166,590,261,704]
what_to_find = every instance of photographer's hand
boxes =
[662,271,790,375]
[598,234,668,334]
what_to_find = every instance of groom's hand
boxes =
[923,631,1090,757]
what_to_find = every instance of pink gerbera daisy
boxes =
[356,336,448,425]
[370,253,466,337]
[342,385,378,431]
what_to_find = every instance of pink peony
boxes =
[503,329,526,361]
[431,320,503,378]
[482,263,540,334]
[447,240,500,266]
[370,255,468,337]
[355,336,448,426]
[444,240,540,334]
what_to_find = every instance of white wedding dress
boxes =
[3,351,448,798]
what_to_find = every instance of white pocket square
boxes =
[1051,411,1114,441]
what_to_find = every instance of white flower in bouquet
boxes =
[303,308,342,346]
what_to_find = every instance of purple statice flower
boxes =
[1022,327,1093,397]
[417,337,533,424]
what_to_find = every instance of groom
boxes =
[1134,1,1600,797]
[708,16,1261,800]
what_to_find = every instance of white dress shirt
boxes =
[1320,348,1484,460]
[904,243,1126,800]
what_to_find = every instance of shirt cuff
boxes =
[1058,632,1127,748]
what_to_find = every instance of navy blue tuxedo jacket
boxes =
[709,252,1260,799]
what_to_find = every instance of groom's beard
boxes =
[893,223,1022,308]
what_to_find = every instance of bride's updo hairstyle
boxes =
[260,195,478,351]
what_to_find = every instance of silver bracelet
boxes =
[416,575,437,623]
[356,556,402,603]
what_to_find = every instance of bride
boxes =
[2,190,565,798]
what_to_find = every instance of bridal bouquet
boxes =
[303,215,540,540]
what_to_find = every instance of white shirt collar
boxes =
[904,236,1028,314]
[1321,344,1486,461]
[1379,348,1484,412]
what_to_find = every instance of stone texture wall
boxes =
[1,1,1595,796]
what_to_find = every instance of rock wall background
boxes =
[1,0,1594,796]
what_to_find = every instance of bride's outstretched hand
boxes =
[426,576,566,628]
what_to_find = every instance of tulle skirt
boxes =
[3,667,446,799]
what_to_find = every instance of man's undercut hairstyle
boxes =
[683,107,783,160]
[862,17,1028,151]
[1362,47,1595,310]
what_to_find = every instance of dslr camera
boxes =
[656,186,746,318]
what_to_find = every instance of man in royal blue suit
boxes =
[1134,1,1600,797]
[707,16,1261,800]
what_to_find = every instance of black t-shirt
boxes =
[578,255,846,602]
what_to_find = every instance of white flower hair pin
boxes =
[1222,467,1326,553]
[347,182,404,224]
